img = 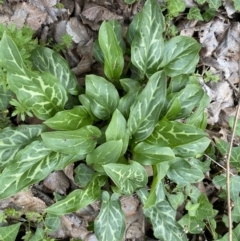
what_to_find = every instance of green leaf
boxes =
[105,109,128,155]
[104,161,148,195]
[133,142,175,165]
[94,192,126,241]
[167,0,186,17]
[167,74,189,94]
[0,86,12,111]
[78,94,98,121]
[86,140,123,172]
[129,0,165,77]
[167,158,204,185]
[29,228,45,241]
[0,222,21,241]
[0,140,79,199]
[233,0,240,11]
[0,125,47,169]
[215,138,240,169]
[118,79,141,118]
[229,116,240,136]
[31,46,80,95]
[179,194,218,234]
[44,106,93,130]
[74,163,94,187]
[164,98,181,120]
[108,20,126,53]
[160,36,201,77]
[41,125,101,155]
[0,33,68,120]
[127,71,167,141]
[124,0,137,4]
[46,175,106,215]
[45,213,61,233]
[168,192,185,210]
[99,21,124,81]
[146,119,210,157]
[208,0,222,10]
[85,75,119,120]
[196,0,206,4]
[93,40,104,65]
[144,200,188,241]
[187,7,203,21]
[173,84,206,118]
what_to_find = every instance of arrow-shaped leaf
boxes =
[41,125,101,155]
[86,75,119,120]
[31,46,80,95]
[127,71,166,141]
[0,125,47,169]
[46,175,106,215]
[104,161,148,195]
[95,192,126,241]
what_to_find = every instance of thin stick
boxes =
[226,104,240,241]
[225,57,240,241]
[203,154,235,176]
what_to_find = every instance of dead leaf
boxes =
[81,3,123,30]
[66,17,90,44]
[43,171,70,195]
[12,190,46,213]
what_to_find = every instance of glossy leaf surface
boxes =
[86,140,123,172]
[0,125,47,169]
[31,46,80,95]
[144,200,188,241]
[44,106,93,130]
[146,120,210,157]
[129,0,165,77]
[104,161,148,195]
[41,125,101,155]
[95,192,125,241]
[46,175,106,215]
[0,33,68,120]
[85,75,119,120]
[160,36,201,77]
[133,142,175,165]
[99,21,124,81]
[127,71,166,141]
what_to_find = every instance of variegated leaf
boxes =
[46,175,106,215]
[44,106,93,131]
[95,192,126,241]
[105,109,129,156]
[41,125,101,155]
[0,125,47,169]
[31,46,80,95]
[0,33,68,120]
[118,78,141,118]
[133,142,175,165]
[103,161,148,195]
[146,119,210,157]
[167,158,204,185]
[85,75,119,120]
[86,140,123,172]
[127,71,166,141]
[0,140,76,199]
[0,223,21,241]
[0,86,12,111]
[144,200,188,241]
[160,36,201,77]
[74,163,94,187]
[129,0,165,77]
[99,21,124,81]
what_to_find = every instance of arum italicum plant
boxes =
[0,0,218,240]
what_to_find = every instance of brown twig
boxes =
[225,57,240,241]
